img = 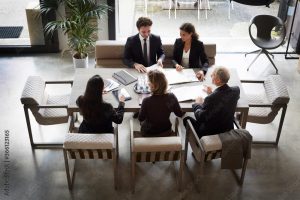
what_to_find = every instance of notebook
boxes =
[112,88,132,101]
[112,70,137,85]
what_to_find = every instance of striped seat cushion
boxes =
[133,136,182,152]
[135,151,181,162]
[66,149,113,159]
[64,133,114,149]
[204,150,222,161]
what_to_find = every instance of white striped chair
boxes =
[130,118,184,193]
[63,123,119,190]
[185,119,250,185]
[240,75,290,145]
[20,76,73,149]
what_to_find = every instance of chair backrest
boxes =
[130,118,183,162]
[263,75,290,121]
[21,76,45,106]
[64,133,115,159]
[251,15,284,41]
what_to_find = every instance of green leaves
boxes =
[41,0,112,59]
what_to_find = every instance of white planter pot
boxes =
[73,55,88,68]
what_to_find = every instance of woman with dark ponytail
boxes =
[172,22,209,81]
[76,75,125,133]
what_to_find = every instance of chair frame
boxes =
[184,119,248,185]
[241,79,288,146]
[23,80,73,149]
[63,117,119,190]
[130,118,184,193]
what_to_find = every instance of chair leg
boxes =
[246,49,263,71]
[184,130,189,163]
[178,151,184,192]
[263,50,279,74]
[24,106,34,148]
[239,159,248,185]
[245,49,261,57]
[113,150,118,190]
[63,150,73,190]
[275,105,287,145]
[23,106,63,149]
[131,153,136,194]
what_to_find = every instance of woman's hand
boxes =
[176,64,184,71]
[195,96,204,104]
[203,85,213,94]
[119,95,125,102]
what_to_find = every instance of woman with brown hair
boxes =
[76,75,125,133]
[172,22,209,81]
[138,70,184,137]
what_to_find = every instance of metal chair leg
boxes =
[275,105,287,145]
[247,50,263,71]
[264,50,279,74]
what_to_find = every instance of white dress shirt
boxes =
[139,34,150,64]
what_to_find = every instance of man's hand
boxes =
[175,64,184,72]
[134,63,147,73]
[196,70,205,81]
[195,96,204,104]
[203,85,213,94]
[157,59,163,67]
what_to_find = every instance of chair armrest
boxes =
[113,123,118,149]
[186,119,202,146]
[45,80,73,86]
[233,117,242,129]
[240,79,264,84]
[249,104,272,107]
[130,119,134,152]
[37,104,68,109]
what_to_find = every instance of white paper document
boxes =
[171,85,208,102]
[146,64,164,72]
[164,69,198,85]
[104,79,120,92]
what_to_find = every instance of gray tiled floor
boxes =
[0,53,300,200]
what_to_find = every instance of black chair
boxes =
[245,15,286,74]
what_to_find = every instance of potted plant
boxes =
[40,0,111,68]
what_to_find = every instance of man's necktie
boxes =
[143,38,148,67]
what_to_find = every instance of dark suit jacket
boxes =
[172,38,209,73]
[192,84,240,136]
[123,34,165,68]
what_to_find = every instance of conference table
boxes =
[68,67,249,128]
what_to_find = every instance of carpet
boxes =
[0,26,23,38]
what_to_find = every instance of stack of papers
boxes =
[171,85,208,102]
[104,79,120,92]
[146,64,199,85]
[164,69,198,85]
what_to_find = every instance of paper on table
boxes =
[164,69,198,85]
[146,64,164,72]
[104,79,120,92]
[171,85,207,102]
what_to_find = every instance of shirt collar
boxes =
[139,34,149,41]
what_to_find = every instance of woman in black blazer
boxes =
[172,23,209,81]
[76,75,125,133]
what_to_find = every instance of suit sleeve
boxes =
[156,36,165,61]
[111,102,125,124]
[199,42,209,74]
[192,95,213,123]
[123,37,135,68]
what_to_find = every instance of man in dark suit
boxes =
[184,67,240,138]
[123,17,165,73]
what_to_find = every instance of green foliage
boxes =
[40,0,111,58]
